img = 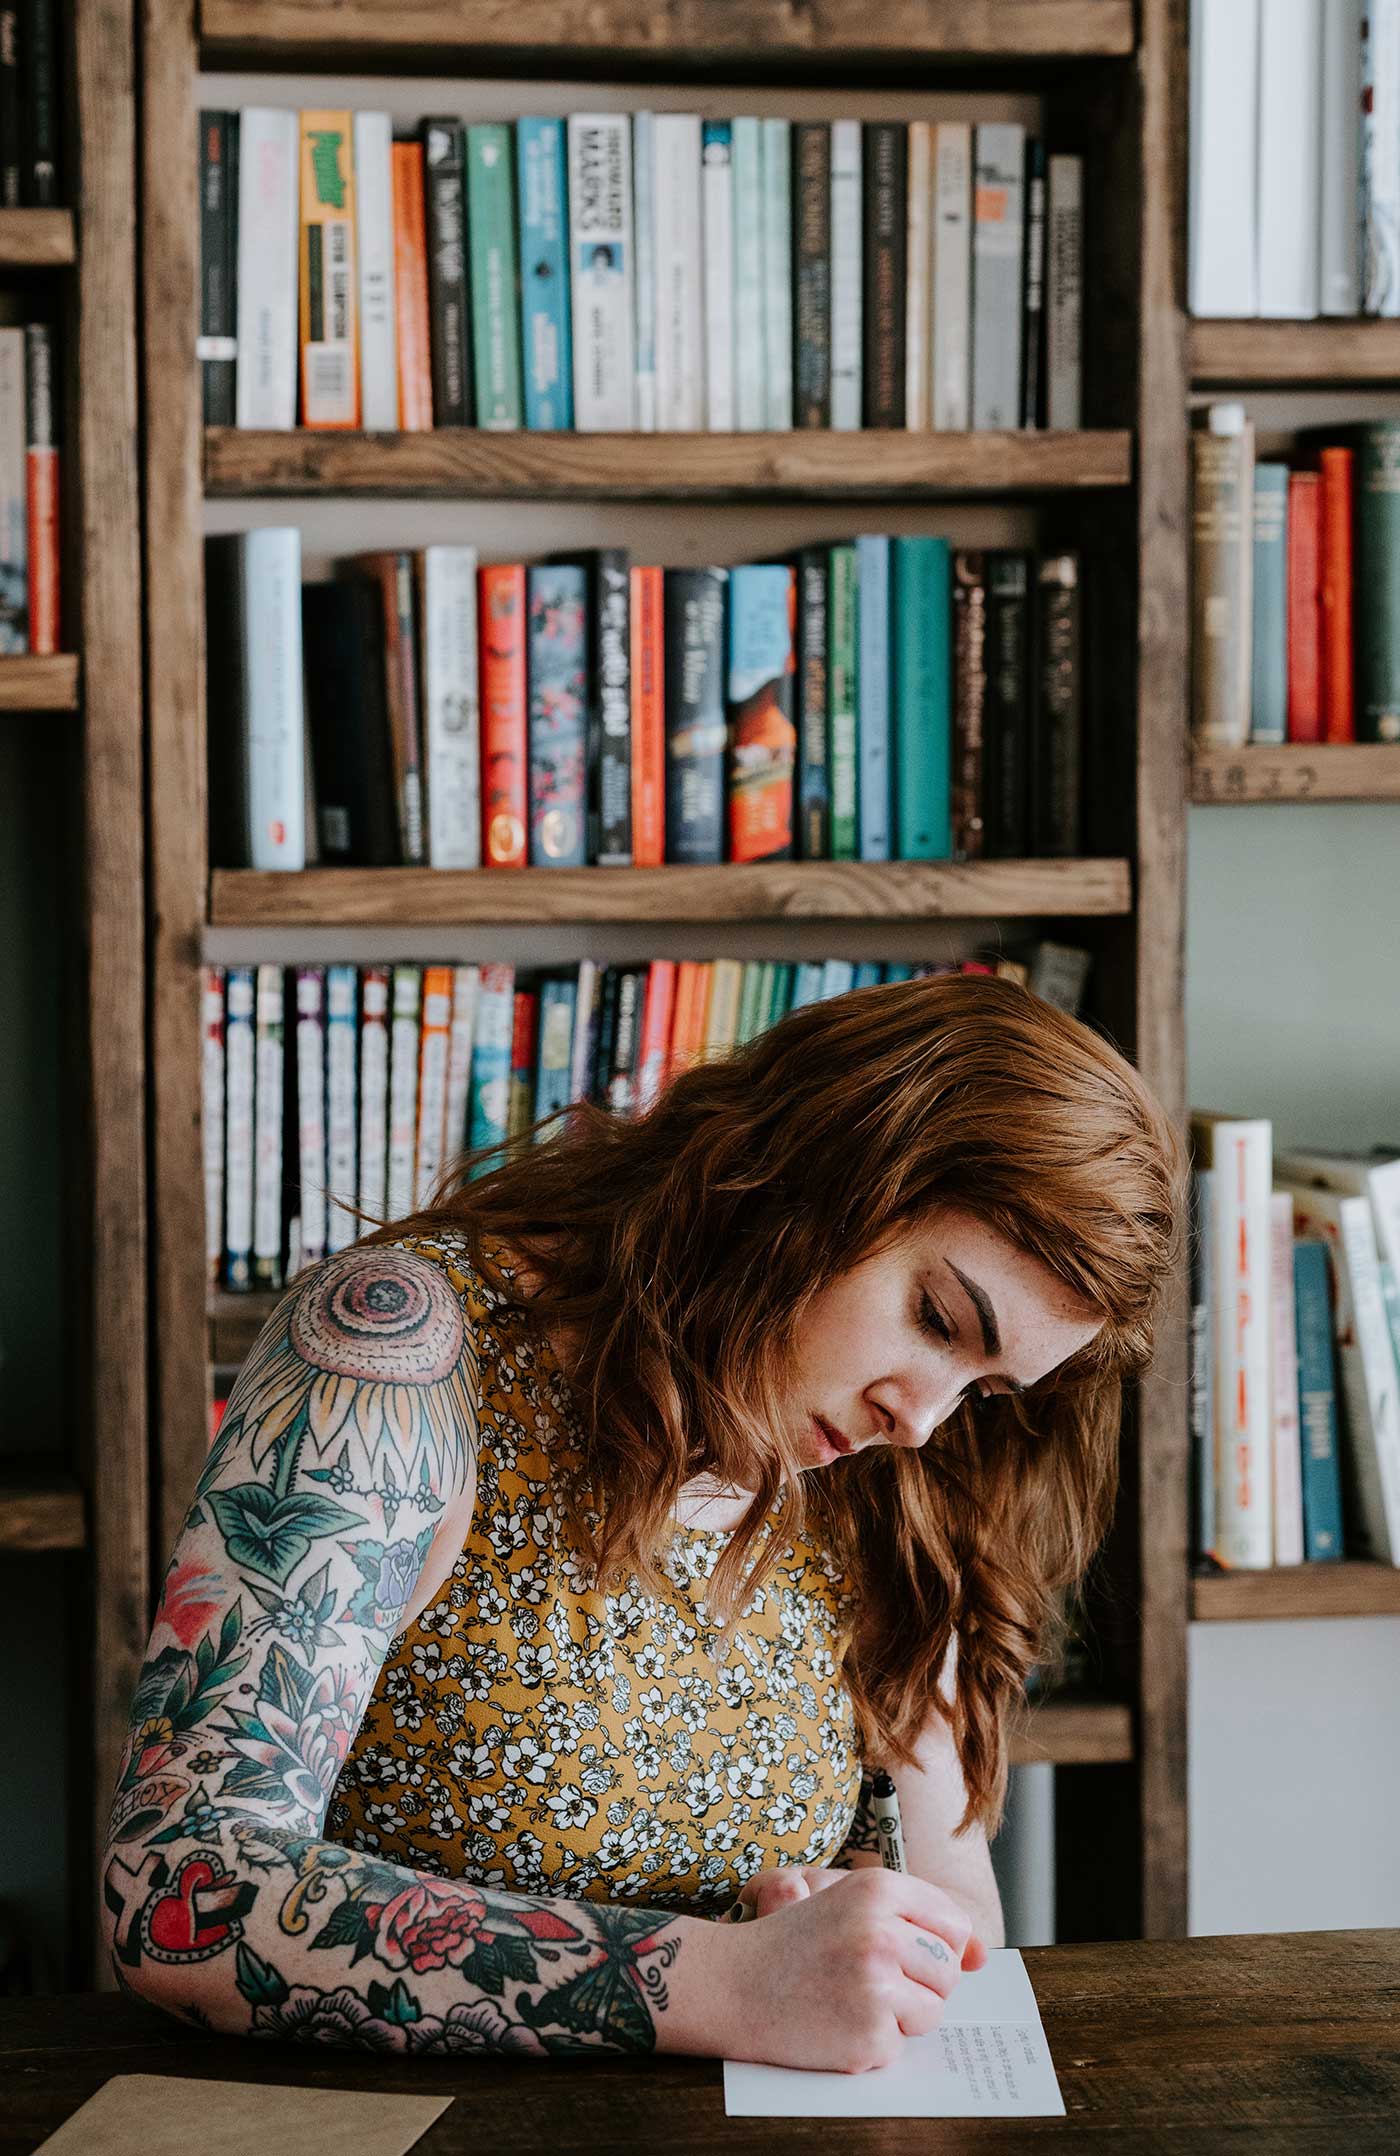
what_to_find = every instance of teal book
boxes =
[769,961,795,1022]
[853,962,882,990]
[819,959,856,1000]
[534,976,577,1131]
[855,534,892,861]
[1250,464,1288,744]
[1354,422,1400,741]
[467,123,524,429]
[1293,1237,1346,1562]
[516,117,573,430]
[790,962,825,1010]
[468,962,516,1168]
[827,542,859,859]
[893,535,953,858]
[736,961,764,1044]
[881,962,916,983]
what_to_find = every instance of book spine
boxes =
[386,964,422,1222]
[827,542,858,860]
[23,321,57,655]
[418,545,480,867]
[1020,138,1047,427]
[1268,1188,1305,1565]
[422,116,472,427]
[517,117,573,431]
[509,989,537,1138]
[479,562,529,866]
[391,141,434,429]
[252,962,285,1291]
[762,118,793,430]
[198,112,237,427]
[1045,154,1082,429]
[202,966,227,1286]
[442,963,480,1171]
[664,566,728,865]
[0,7,19,207]
[236,108,299,430]
[357,966,391,1223]
[861,121,906,429]
[1256,0,1322,317]
[1292,1237,1347,1559]
[568,959,602,1105]
[1033,553,1081,855]
[1189,0,1260,315]
[1353,422,1400,738]
[1249,464,1289,744]
[703,957,743,1059]
[591,967,619,1100]
[635,960,677,1108]
[1318,0,1363,315]
[984,551,1031,859]
[820,960,856,1000]
[629,564,665,866]
[606,970,644,1114]
[653,113,705,432]
[1201,1116,1275,1568]
[702,121,735,431]
[467,123,523,429]
[735,961,763,1045]
[971,124,1024,430]
[294,966,328,1272]
[324,964,358,1253]
[951,549,987,860]
[1286,469,1322,742]
[535,976,578,1129]
[1190,412,1255,749]
[904,122,933,432]
[527,561,588,866]
[632,110,657,432]
[21,0,57,204]
[365,551,425,863]
[855,534,891,861]
[1190,1168,1216,1563]
[932,122,972,430]
[301,580,396,865]
[0,330,22,652]
[791,120,830,429]
[1362,0,1400,314]
[1318,445,1356,743]
[727,563,797,864]
[732,117,766,431]
[413,964,454,1206]
[795,545,830,859]
[223,966,256,1290]
[568,115,635,430]
[893,535,952,860]
[242,528,306,869]
[299,111,359,427]
[353,113,399,431]
[829,120,862,430]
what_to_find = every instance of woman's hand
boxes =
[721,1862,849,1923]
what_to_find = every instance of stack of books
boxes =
[207,947,1093,1294]
[0,319,58,656]
[208,531,1086,872]
[199,107,1084,435]
[1191,1116,1400,1571]
[0,0,60,208]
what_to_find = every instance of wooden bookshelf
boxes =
[1191,745,1400,804]
[1012,1696,1134,1768]
[0,209,77,268]
[0,1468,87,1553]
[1191,319,1400,387]
[1193,1565,1400,1623]
[0,656,81,710]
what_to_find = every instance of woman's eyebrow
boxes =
[943,1258,1011,1370]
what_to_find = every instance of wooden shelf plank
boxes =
[209,1288,278,1368]
[1011,1695,1134,1767]
[0,655,81,710]
[204,427,1133,501]
[210,859,1133,928]
[1192,745,1400,803]
[1193,1564,1400,1622]
[199,0,1135,69]
[0,209,76,268]
[0,1469,86,1552]
[1191,318,1400,387]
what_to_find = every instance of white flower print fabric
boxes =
[326,1231,865,1915]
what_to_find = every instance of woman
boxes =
[102,974,1183,2074]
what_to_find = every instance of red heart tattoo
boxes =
[140,1854,255,1963]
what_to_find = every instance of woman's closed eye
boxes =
[917,1292,994,1409]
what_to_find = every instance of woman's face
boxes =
[785,1206,1104,1471]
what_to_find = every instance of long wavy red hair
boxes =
[369,972,1185,1833]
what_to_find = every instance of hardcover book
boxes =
[527,562,588,867]
[467,123,524,429]
[479,563,529,867]
[422,116,472,427]
[727,562,798,864]
[517,117,573,431]
[791,120,831,428]
[664,566,728,865]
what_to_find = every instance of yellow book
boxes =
[702,958,744,1060]
[299,110,360,428]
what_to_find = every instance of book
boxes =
[732,116,765,432]
[633,961,674,1110]
[339,552,425,864]
[829,120,862,430]
[511,991,542,1146]
[467,123,523,429]
[527,561,588,866]
[235,108,298,429]
[1285,469,1322,743]
[664,566,728,865]
[856,534,891,861]
[0,5,17,209]
[517,117,573,431]
[1045,154,1082,430]
[1192,1113,1274,1568]
[442,963,480,1174]
[762,118,793,431]
[893,535,952,860]
[791,120,830,429]
[703,958,744,1061]
[905,121,933,432]
[1188,0,1260,316]
[605,970,645,1113]
[568,115,635,430]
[652,113,705,432]
[1190,1168,1216,1562]
[1292,1237,1347,1559]
[21,0,58,205]
[1028,941,1090,1014]
[727,563,797,863]
[205,529,305,869]
[984,552,1031,859]
[353,112,398,431]
[357,966,391,1224]
[0,328,23,651]
[422,116,472,428]
[298,111,359,427]
[1352,421,1400,738]
[413,964,453,1205]
[861,120,906,429]
[1249,464,1289,745]
[386,964,422,1221]
[469,964,515,1167]
[294,967,328,1273]
[971,124,1024,430]
[535,975,578,1130]
[391,140,434,429]
[629,564,665,866]
[590,968,618,1100]
[202,967,226,1286]
[568,960,602,1104]
[1318,0,1363,315]
[1189,404,1254,749]
[632,109,657,431]
[479,562,528,867]
[952,549,988,860]
[702,120,736,431]
[198,112,237,427]
[417,544,481,868]
[252,963,285,1291]
[223,966,256,1291]
[795,545,830,858]
[23,320,57,656]
[1362,0,1400,314]
[1256,0,1321,317]
[1020,138,1047,428]
[827,541,859,861]
[1032,554,1081,856]
[1317,445,1355,744]
[300,580,398,865]
[570,548,631,866]
[325,964,358,1252]
[932,121,972,431]
[1268,1188,1305,1566]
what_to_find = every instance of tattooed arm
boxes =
[101,1247,732,2057]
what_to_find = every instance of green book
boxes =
[755,960,780,1033]
[735,960,764,1044]
[769,960,795,1024]
[893,536,952,858]
[467,123,524,429]
[827,542,859,859]
[1355,422,1400,742]
[1249,464,1288,745]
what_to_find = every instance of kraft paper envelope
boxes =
[33,2074,451,2156]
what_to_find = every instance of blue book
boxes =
[726,562,797,864]
[855,534,892,860]
[881,963,916,984]
[468,964,516,1169]
[853,962,882,991]
[517,118,574,431]
[790,962,825,1010]
[1250,463,1288,744]
[893,536,953,860]
[534,976,578,1132]
[819,960,856,1000]
[527,563,588,867]
[1189,1169,1215,1563]
[1293,1238,1346,1561]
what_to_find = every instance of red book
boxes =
[508,988,538,1138]
[635,960,677,1111]
[1286,470,1322,744]
[1318,446,1355,743]
[24,325,58,655]
[391,141,433,431]
[629,565,665,868]
[479,564,528,867]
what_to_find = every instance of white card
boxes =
[723,1946,1065,2117]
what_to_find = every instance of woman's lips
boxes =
[812,1414,853,1457]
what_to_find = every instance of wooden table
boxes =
[4,1930,1398,2153]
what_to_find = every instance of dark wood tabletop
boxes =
[4,1929,1398,2154]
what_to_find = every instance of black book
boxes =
[301,580,401,867]
[422,116,473,426]
[983,552,1032,858]
[591,966,620,1104]
[0,7,20,208]
[199,112,237,428]
[605,967,646,1114]
[20,0,56,205]
[861,122,906,429]
[552,546,630,865]
[1031,553,1082,856]
[792,122,831,429]
[794,545,830,860]
[1021,139,1048,430]
[663,567,728,865]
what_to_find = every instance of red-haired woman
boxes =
[102,975,1183,2074]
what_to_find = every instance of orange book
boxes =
[391,141,434,431]
[479,563,528,867]
[668,961,713,1082]
[1318,445,1355,744]
[1286,470,1322,745]
[629,564,665,867]
[298,112,360,428]
[635,960,677,1110]
[413,963,455,1205]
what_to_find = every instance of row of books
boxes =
[207,946,1092,1294]
[201,106,1084,437]
[1191,1118,1400,1571]
[0,0,59,210]
[1190,409,1400,748]
[209,530,1088,875]
[0,320,58,656]
[1190,0,1400,318]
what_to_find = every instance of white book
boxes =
[971,123,1024,430]
[1257,0,1321,317]
[829,120,862,430]
[216,528,305,870]
[1274,1145,1400,1322]
[419,545,480,867]
[569,959,601,1105]
[414,971,453,1207]
[1046,155,1083,429]
[0,330,25,653]
[1318,1,1363,314]
[443,963,481,1172]
[386,964,422,1222]
[353,111,399,429]
[762,118,793,430]
[1188,0,1260,316]
[1362,0,1400,314]
[324,963,358,1253]
[252,963,285,1290]
[931,122,972,431]
[235,106,299,429]
[732,117,766,431]
[223,968,256,1291]
[905,121,933,431]
[1268,1189,1305,1565]
[1193,1114,1274,1568]
[202,966,226,1287]
[294,967,327,1273]
[653,114,706,431]
[702,122,735,431]
[632,111,657,432]
[568,114,636,429]
[357,969,391,1223]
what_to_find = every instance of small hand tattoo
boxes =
[917,1936,952,1965]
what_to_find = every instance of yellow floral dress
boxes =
[326,1232,866,1915]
